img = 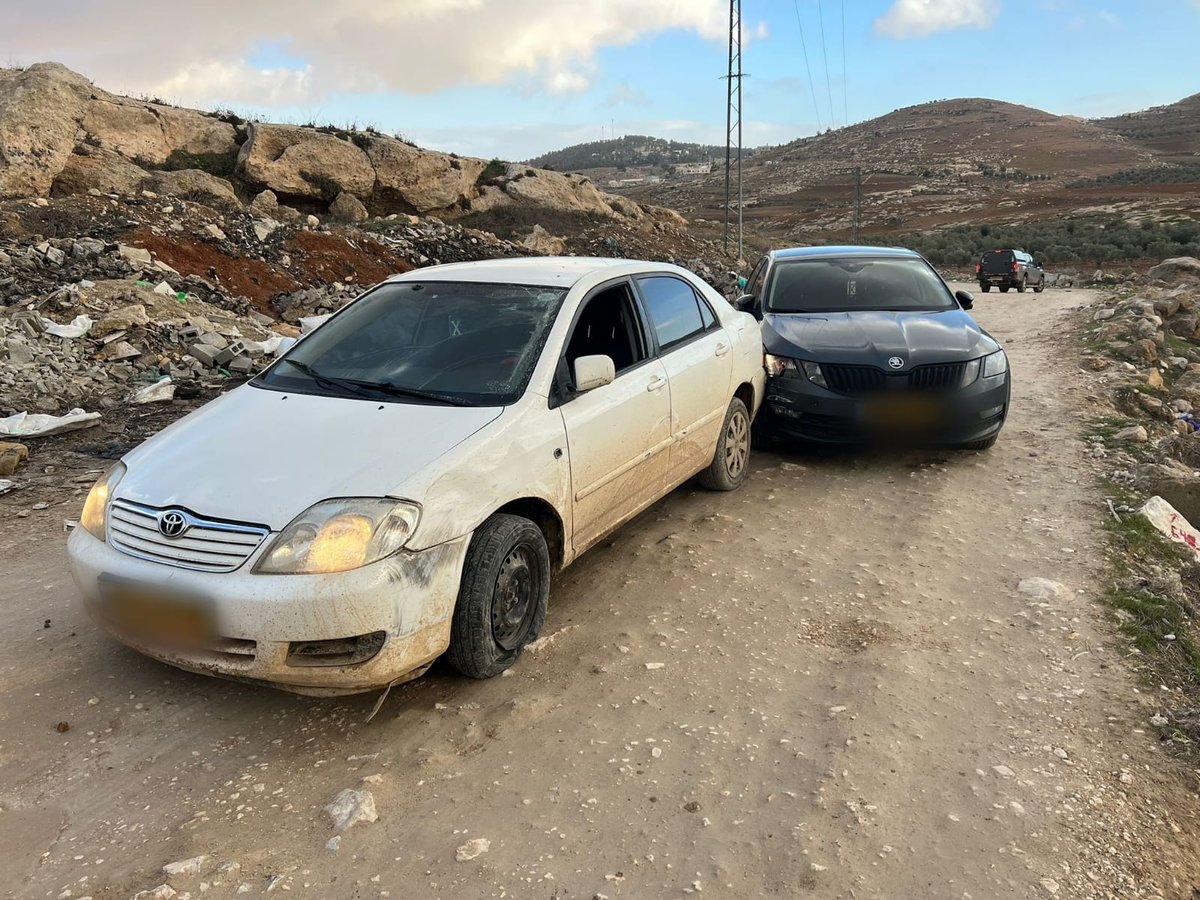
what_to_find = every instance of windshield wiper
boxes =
[339,378,474,407]
[277,359,377,399]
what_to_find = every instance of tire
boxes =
[981,284,991,293]
[446,514,549,679]
[963,435,997,451]
[1033,278,1045,294]
[699,397,751,491]
[999,286,1010,293]
[1016,276,1027,293]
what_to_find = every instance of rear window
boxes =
[981,250,1016,273]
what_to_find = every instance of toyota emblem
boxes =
[888,356,905,370]
[158,510,189,538]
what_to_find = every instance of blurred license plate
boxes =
[860,395,940,432]
[99,580,215,647]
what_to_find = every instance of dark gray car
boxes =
[737,246,1010,450]
[977,248,1045,293]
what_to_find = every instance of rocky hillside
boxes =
[1095,93,1200,164]
[626,97,1199,246]
[0,62,687,231]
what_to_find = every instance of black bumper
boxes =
[760,372,1010,445]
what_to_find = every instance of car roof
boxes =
[384,256,664,289]
[769,245,923,261]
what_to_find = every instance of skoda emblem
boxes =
[158,510,189,538]
[888,356,905,370]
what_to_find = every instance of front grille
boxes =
[823,364,886,395]
[909,362,966,392]
[108,500,269,573]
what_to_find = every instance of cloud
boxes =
[0,0,729,108]
[874,0,1001,39]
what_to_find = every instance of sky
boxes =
[1,0,1197,161]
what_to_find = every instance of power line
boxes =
[791,0,822,132]
[816,0,835,128]
[840,0,848,125]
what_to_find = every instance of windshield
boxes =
[255,281,567,406]
[766,257,956,314]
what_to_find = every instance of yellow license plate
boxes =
[100,581,215,647]
[860,395,941,432]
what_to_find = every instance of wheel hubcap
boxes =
[491,545,535,651]
[724,410,749,478]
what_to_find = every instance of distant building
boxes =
[674,162,713,176]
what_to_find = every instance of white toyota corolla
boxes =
[68,258,764,694]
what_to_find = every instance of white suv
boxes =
[68,258,765,694]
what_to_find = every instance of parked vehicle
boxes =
[68,258,765,694]
[737,246,1010,449]
[977,249,1045,293]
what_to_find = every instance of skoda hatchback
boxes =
[737,247,1009,449]
[68,258,764,695]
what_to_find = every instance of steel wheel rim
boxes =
[491,545,536,651]
[724,409,749,478]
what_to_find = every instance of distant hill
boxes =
[624,96,1198,242]
[1095,93,1200,163]
[528,135,730,172]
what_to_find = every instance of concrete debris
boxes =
[162,855,209,877]
[455,837,491,862]
[323,788,378,831]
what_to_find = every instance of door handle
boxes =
[646,375,667,392]
[715,342,730,357]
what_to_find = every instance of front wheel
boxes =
[447,514,549,679]
[1033,278,1045,293]
[699,397,751,491]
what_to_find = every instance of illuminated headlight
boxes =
[255,498,421,575]
[801,360,828,389]
[983,350,1009,379]
[764,353,799,377]
[80,463,126,540]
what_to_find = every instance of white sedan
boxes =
[67,258,765,694]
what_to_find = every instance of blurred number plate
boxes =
[860,395,940,432]
[99,580,215,647]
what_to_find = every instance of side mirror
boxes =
[955,289,975,310]
[573,354,615,393]
[735,293,762,319]
[275,336,297,357]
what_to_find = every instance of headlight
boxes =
[801,360,828,389]
[960,358,981,388]
[254,498,421,575]
[983,350,1008,378]
[764,353,798,377]
[80,463,126,540]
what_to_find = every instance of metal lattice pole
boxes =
[723,0,743,259]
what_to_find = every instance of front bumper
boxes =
[760,370,1010,445]
[67,526,470,695]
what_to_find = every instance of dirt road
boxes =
[2,284,1198,900]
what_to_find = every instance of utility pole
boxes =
[723,0,744,260]
[853,166,862,244]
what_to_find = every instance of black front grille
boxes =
[908,362,966,392]
[823,364,886,395]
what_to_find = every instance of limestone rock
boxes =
[0,441,29,476]
[94,303,150,338]
[81,95,236,167]
[236,123,374,201]
[1148,257,1200,283]
[522,224,566,255]
[329,191,369,224]
[150,169,240,207]
[323,788,377,831]
[368,138,484,214]
[502,166,614,216]
[0,63,93,199]
[52,148,148,197]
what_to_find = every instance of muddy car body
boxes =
[67,258,764,695]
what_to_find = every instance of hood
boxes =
[116,385,503,529]
[762,308,995,366]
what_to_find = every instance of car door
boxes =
[557,280,673,554]
[635,274,734,488]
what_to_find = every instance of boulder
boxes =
[0,441,29,476]
[368,138,484,214]
[52,148,148,197]
[249,189,303,224]
[81,95,237,168]
[93,303,150,338]
[236,123,374,202]
[1148,257,1200,283]
[501,167,614,216]
[0,63,93,199]
[150,169,240,207]
[329,190,369,224]
[522,224,566,255]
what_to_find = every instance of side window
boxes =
[698,293,716,329]
[564,283,647,378]
[747,258,768,297]
[638,276,705,351]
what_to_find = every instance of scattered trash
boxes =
[299,313,332,334]
[128,377,176,404]
[39,313,93,338]
[0,409,101,438]
[0,479,15,495]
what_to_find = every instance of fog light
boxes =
[980,405,1004,418]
